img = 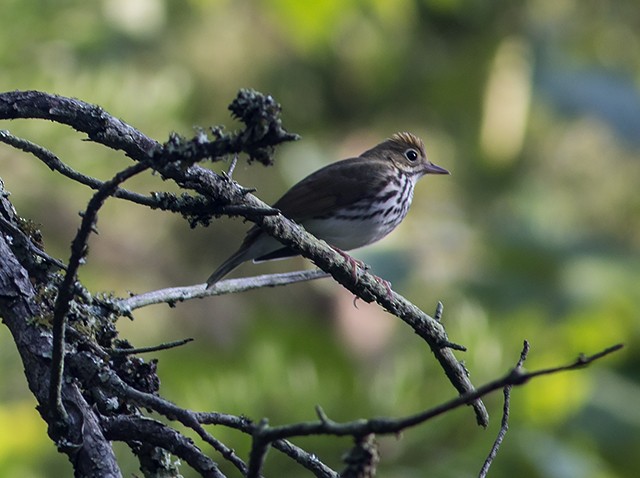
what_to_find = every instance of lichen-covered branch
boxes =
[0,89,489,426]
[0,89,621,477]
[0,187,122,477]
[50,161,150,423]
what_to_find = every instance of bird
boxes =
[206,132,449,287]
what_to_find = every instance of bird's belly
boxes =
[298,173,415,251]
[302,213,404,251]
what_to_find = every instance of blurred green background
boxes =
[1,0,639,476]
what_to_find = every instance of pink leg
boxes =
[374,275,393,297]
[332,247,393,298]
[332,247,364,282]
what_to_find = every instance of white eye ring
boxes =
[404,149,419,161]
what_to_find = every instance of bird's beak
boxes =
[424,162,450,175]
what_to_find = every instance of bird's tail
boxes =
[206,247,251,288]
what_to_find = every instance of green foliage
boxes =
[1,0,639,476]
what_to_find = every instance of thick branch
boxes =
[68,351,249,475]
[0,89,297,164]
[102,415,225,478]
[0,197,122,476]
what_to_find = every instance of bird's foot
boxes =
[331,247,365,282]
[373,275,393,298]
[331,247,393,299]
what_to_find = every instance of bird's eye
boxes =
[404,149,419,162]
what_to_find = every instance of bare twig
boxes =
[116,269,329,313]
[0,213,67,270]
[434,301,444,321]
[0,130,158,208]
[217,343,622,443]
[267,439,338,478]
[70,348,337,477]
[196,411,338,477]
[108,338,194,356]
[193,344,621,476]
[0,129,280,223]
[226,153,238,178]
[479,340,531,478]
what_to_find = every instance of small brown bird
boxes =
[206,132,449,287]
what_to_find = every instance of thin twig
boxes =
[434,301,444,321]
[73,351,336,477]
[238,343,623,443]
[195,412,337,478]
[479,340,530,478]
[50,161,150,422]
[0,130,157,207]
[116,269,329,313]
[1,130,277,220]
[101,415,225,478]
[109,338,194,356]
[268,438,338,478]
[192,343,622,477]
[0,214,67,270]
[227,153,238,178]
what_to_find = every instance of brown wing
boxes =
[234,156,390,260]
[273,157,390,221]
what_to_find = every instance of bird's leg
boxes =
[331,247,365,282]
[331,247,393,298]
[374,275,393,297]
